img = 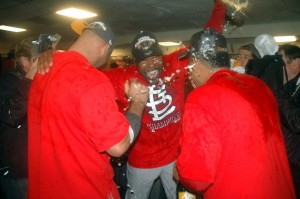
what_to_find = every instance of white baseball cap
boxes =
[254,34,279,58]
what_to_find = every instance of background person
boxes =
[275,44,300,198]
[1,49,15,75]
[243,36,300,199]
[0,38,39,199]
[245,34,285,93]
[231,43,260,73]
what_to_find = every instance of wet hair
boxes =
[15,38,35,61]
[239,43,261,59]
[279,44,300,61]
[7,49,15,59]
[189,29,230,68]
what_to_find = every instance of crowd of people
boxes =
[0,0,299,198]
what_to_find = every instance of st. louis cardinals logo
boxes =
[147,83,175,121]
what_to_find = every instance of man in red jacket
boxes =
[28,21,148,199]
[176,28,296,199]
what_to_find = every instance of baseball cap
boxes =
[179,29,230,68]
[254,34,279,58]
[131,31,163,63]
[71,19,115,53]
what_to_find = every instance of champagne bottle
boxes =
[177,183,197,199]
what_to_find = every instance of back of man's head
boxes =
[70,20,115,66]
[73,20,115,51]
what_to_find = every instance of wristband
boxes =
[126,113,141,143]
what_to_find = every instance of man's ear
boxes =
[99,43,110,57]
[295,58,300,67]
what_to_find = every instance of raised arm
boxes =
[204,0,226,33]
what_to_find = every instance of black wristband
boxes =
[125,113,142,143]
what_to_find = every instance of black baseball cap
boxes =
[71,19,115,53]
[179,29,230,68]
[131,31,163,63]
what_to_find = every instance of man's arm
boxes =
[173,164,212,192]
[204,0,226,33]
[106,79,148,157]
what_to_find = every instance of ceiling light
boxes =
[274,36,297,43]
[56,8,97,19]
[159,42,181,47]
[0,25,26,32]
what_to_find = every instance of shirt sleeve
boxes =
[102,68,130,113]
[79,79,129,152]
[177,91,222,190]
[163,48,189,76]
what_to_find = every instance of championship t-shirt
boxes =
[28,51,129,199]
[104,49,188,168]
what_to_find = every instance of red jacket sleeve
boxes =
[204,0,226,33]
[179,176,212,192]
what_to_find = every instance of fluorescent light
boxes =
[274,36,297,43]
[0,25,26,32]
[159,42,181,47]
[56,8,97,19]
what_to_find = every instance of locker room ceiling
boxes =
[0,0,300,53]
